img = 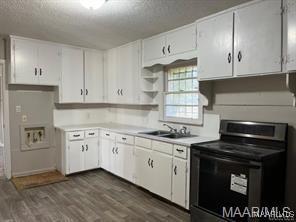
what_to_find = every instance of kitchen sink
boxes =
[139,130,197,139]
[139,130,171,136]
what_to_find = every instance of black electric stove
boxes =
[190,120,288,222]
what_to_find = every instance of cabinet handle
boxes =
[80,89,83,95]
[115,147,118,154]
[151,160,154,168]
[148,158,151,167]
[73,134,80,137]
[89,133,95,136]
[106,133,110,136]
[112,147,115,154]
[174,166,177,175]
[238,51,242,62]
[86,144,88,151]
[227,53,232,64]
[176,149,184,153]
[39,68,42,76]
[122,137,127,141]
[86,89,88,96]
[120,89,123,96]
[162,46,166,55]
[117,89,120,95]
[168,45,171,54]
[82,145,84,152]
[35,68,38,76]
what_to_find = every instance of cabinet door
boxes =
[118,41,141,104]
[38,43,61,86]
[197,12,234,80]
[134,147,152,190]
[84,50,104,103]
[151,151,172,200]
[60,47,84,103]
[166,24,196,56]
[105,48,120,103]
[143,35,166,62]
[234,0,282,76]
[68,140,84,174]
[100,138,112,172]
[116,143,135,182]
[13,38,39,84]
[109,142,118,175]
[287,0,296,71]
[172,158,187,208]
[84,137,99,170]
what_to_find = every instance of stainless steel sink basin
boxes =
[139,130,171,136]
[139,130,197,139]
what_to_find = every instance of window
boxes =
[163,64,202,125]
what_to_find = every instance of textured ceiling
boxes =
[0,0,251,50]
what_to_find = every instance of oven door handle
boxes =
[194,153,261,169]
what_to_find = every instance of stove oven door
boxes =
[190,149,262,222]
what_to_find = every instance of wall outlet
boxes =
[22,115,27,122]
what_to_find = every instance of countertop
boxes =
[55,122,219,146]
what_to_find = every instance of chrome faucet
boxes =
[179,126,190,135]
[163,123,178,134]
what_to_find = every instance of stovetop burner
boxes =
[192,141,284,161]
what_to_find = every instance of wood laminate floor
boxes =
[0,170,190,222]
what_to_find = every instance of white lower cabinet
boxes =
[100,137,114,172]
[66,130,99,174]
[116,143,135,182]
[172,158,188,207]
[150,151,173,200]
[135,147,153,190]
[68,140,85,174]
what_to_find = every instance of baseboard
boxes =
[12,167,57,178]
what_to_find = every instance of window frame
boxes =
[161,61,203,126]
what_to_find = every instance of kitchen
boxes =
[0,0,296,221]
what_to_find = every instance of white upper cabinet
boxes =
[197,0,283,80]
[57,47,104,104]
[166,24,196,56]
[104,40,142,104]
[142,23,197,67]
[38,43,61,85]
[143,35,166,62]
[287,0,296,71]
[9,37,61,85]
[234,0,282,76]
[84,50,104,103]
[59,47,84,103]
[197,12,234,80]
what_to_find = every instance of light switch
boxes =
[16,105,21,113]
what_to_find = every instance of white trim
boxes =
[0,59,12,179]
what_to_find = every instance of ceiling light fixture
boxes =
[80,0,107,10]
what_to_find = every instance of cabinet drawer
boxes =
[100,130,115,140]
[135,137,152,149]
[173,145,187,159]
[152,141,173,155]
[116,134,134,145]
[85,129,99,138]
[68,131,84,141]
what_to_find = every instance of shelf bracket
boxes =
[286,73,296,107]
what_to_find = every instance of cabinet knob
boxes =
[151,160,154,168]
[117,89,120,95]
[238,51,242,62]
[168,45,171,54]
[35,68,37,76]
[120,89,123,96]
[174,166,177,175]
[86,89,88,95]
[162,46,166,55]
[112,147,115,154]
[148,158,151,167]
[82,145,84,152]
[86,144,88,151]
[227,53,232,64]
[39,68,42,76]
[80,89,83,95]
[115,147,118,154]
